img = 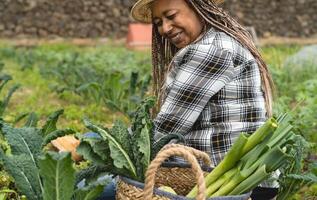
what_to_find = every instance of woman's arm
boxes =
[154,44,235,140]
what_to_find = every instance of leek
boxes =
[229,165,269,195]
[241,117,278,155]
[186,114,297,198]
[186,133,248,198]
[205,167,238,197]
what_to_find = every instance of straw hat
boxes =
[131,0,225,23]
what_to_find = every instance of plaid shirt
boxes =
[154,27,267,166]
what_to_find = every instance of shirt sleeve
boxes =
[154,44,235,141]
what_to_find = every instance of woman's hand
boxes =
[50,135,82,162]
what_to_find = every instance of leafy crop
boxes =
[77,97,185,183]
[38,50,151,118]
[77,98,155,182]
[0,110,110,200]
[0,64,19,118]
[277,134,317,199]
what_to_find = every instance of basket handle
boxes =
[160,144,212,167]
[143,146,206,200]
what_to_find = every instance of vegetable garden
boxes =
[0,41,316,199]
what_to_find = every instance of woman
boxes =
[131,0,278,199]
[131,0,274,166]
[99,0,276,199]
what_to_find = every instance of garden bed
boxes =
[0,41,316,199]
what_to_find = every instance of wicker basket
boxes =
[116,144,251,200]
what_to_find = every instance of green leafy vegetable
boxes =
[78,97,179,182]
[152,133,185,159]
[0,111,108,200]
[0,151,42,200]
[75,165,109,185]
[0,122,44,199]
[73,184,105,200]
[76,138,106,167]
[41,109,64,136]
[130,97,154,180]
[39,152,76,200]
[24,112,39,127]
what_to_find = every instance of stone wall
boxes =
[0,0,133,38]
[0,0,316,38]
[222,0,317,38]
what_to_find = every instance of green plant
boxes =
[76,97,185,183]
[0,65,20,118]
[266,45,317,144]
[94,71,151,118]
[77,97,155,182]
[277,130,317,199]
[0,189,25,200]
[187,114,317,198]
[39,52,151,118]
[0,110,109,200]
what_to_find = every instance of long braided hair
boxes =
[152,0,274,117]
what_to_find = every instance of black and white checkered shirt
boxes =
[154,27,267,166]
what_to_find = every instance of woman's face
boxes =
[152,0,204,48]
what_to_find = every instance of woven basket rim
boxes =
[119,174,252,200]
[119,176,190,199]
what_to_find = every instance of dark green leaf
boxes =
[24,112,39,127]
[75,82,100,93]
[110,121,133,160]
[12,112,29,126]
[0,84,19,116]
[41,109,64,136]
[75,165,108,185]
[76,142,105,167]
[0,75,12,93]
[130,97,155,181]
[73,185,104,200]
[1,122,43,165]
[83,119,137,178]
[0,151,42,200]
[286,173,317,185]
[73,174,111,200]
[129,71,138,95]
[39,152,76,200]
[152,133,185,159]
[42,128,76,147]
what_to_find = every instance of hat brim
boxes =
[131,0,225,24]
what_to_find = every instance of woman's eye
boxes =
[166,13,176,20]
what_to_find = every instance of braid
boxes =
[152,0,274,117]
[152,26,177,115]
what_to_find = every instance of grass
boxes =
[1,61,110,131]
[260,45,301,68]
[0,43,151,131]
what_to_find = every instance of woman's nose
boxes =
[161,20,173,35]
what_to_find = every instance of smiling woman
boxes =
[130,0,277,199]
[151,0,205,48]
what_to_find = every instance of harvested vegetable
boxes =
[158,186,177,195]
[77,97,185,182]
[187,114,309,198]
